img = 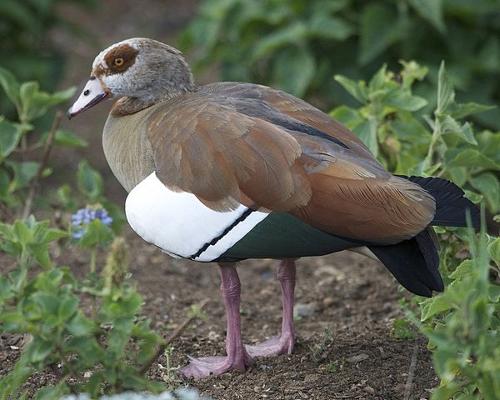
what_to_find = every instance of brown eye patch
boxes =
[104,44,139,74]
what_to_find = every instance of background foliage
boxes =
[181,0,500,129]
[0,0,96,116]
[331,61,499,215]
[418,229,499,400]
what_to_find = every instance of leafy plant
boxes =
[0,218,167,399]
[182,0,500,129]
[331,61,499,214]
[419,228,499,400]
[0,0,96,116]
[392,317,417,340]
[330,61,499,399]
[0,67,84,217]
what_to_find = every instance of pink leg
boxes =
[246,259,296,357]
[181,263,253,379]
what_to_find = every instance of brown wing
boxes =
[202,82,375,160]
[147,96,311,212]
[147,86,435,244]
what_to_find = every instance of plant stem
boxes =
[89,249,97,274]
[423,118,441,173]
[139,298,210,374]
[21,111,63,219]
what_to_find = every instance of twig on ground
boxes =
[403,341,419,400]
[22,111,63,219]
[140,298,210,374]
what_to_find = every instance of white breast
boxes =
[125,173,268,262]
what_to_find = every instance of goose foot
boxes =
[246,333,295,357]
[181,350,253,379]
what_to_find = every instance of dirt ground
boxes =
[1,229,438,399]
[143,239,438,400]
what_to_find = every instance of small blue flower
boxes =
[71,206,113,239]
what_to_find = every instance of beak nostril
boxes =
[84,90,90,96]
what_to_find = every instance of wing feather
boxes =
[146,85,435,244]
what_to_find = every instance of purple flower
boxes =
[71,207,113,239]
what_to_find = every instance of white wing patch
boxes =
[125,172,268,261]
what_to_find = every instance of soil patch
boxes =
[1,229,438,399]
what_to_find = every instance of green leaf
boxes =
[488,283,500,302]
[392,318,416,340]
[44,228,68,243]
[65,336,104,365]
[67,312,95,336]
[447,149,498,170]
[0,274,13,302]
[354,118,378,157]
[359,4,401,65]
[77,160,103,201]
[19,82,76,123]
[6,161,39,191]
[330,106,363,128]
[29,244,51,269]
[13,219,33,246]
[431,384,461,400]
[420,294,453,321]
[440,116,477,145]
[400,61,428,89]
[449,260,474,280]
[409,0,445,33]
[0,168,11,201]
[463,189,483,204]
[19,81,39,121]
[53,130,88,148]
[31,292,60,315]
[56,184,74,209]
[436,62,454,114]
[272,46,315,97]
[34,269,64,291]
[384,90,428,112]
[252,22,307,60]
[57,295,79,322]
[34,383,68,400]
[334,75,367,104]
[488,238,500,264]
[470,173,499,213]
[49,87,76,104]
[307,15,353,40]
[477,130,500,165]
[0,119,23,159]
[27,337,55,363]
[368,64,390,93]
[78,219,114,248]
[449,102,496,119]
[102,290,143,319]
[0,66,20,109]
[1,311,26,331]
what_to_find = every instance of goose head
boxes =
[68,38,194,118]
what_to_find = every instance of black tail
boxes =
[369,229,443,297]
[368,176,479,297]
[403,176,480,229]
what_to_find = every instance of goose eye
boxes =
[114,57,124,67]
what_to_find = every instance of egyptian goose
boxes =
[68,38,479,379]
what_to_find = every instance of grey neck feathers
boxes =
[112,52,195,116]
